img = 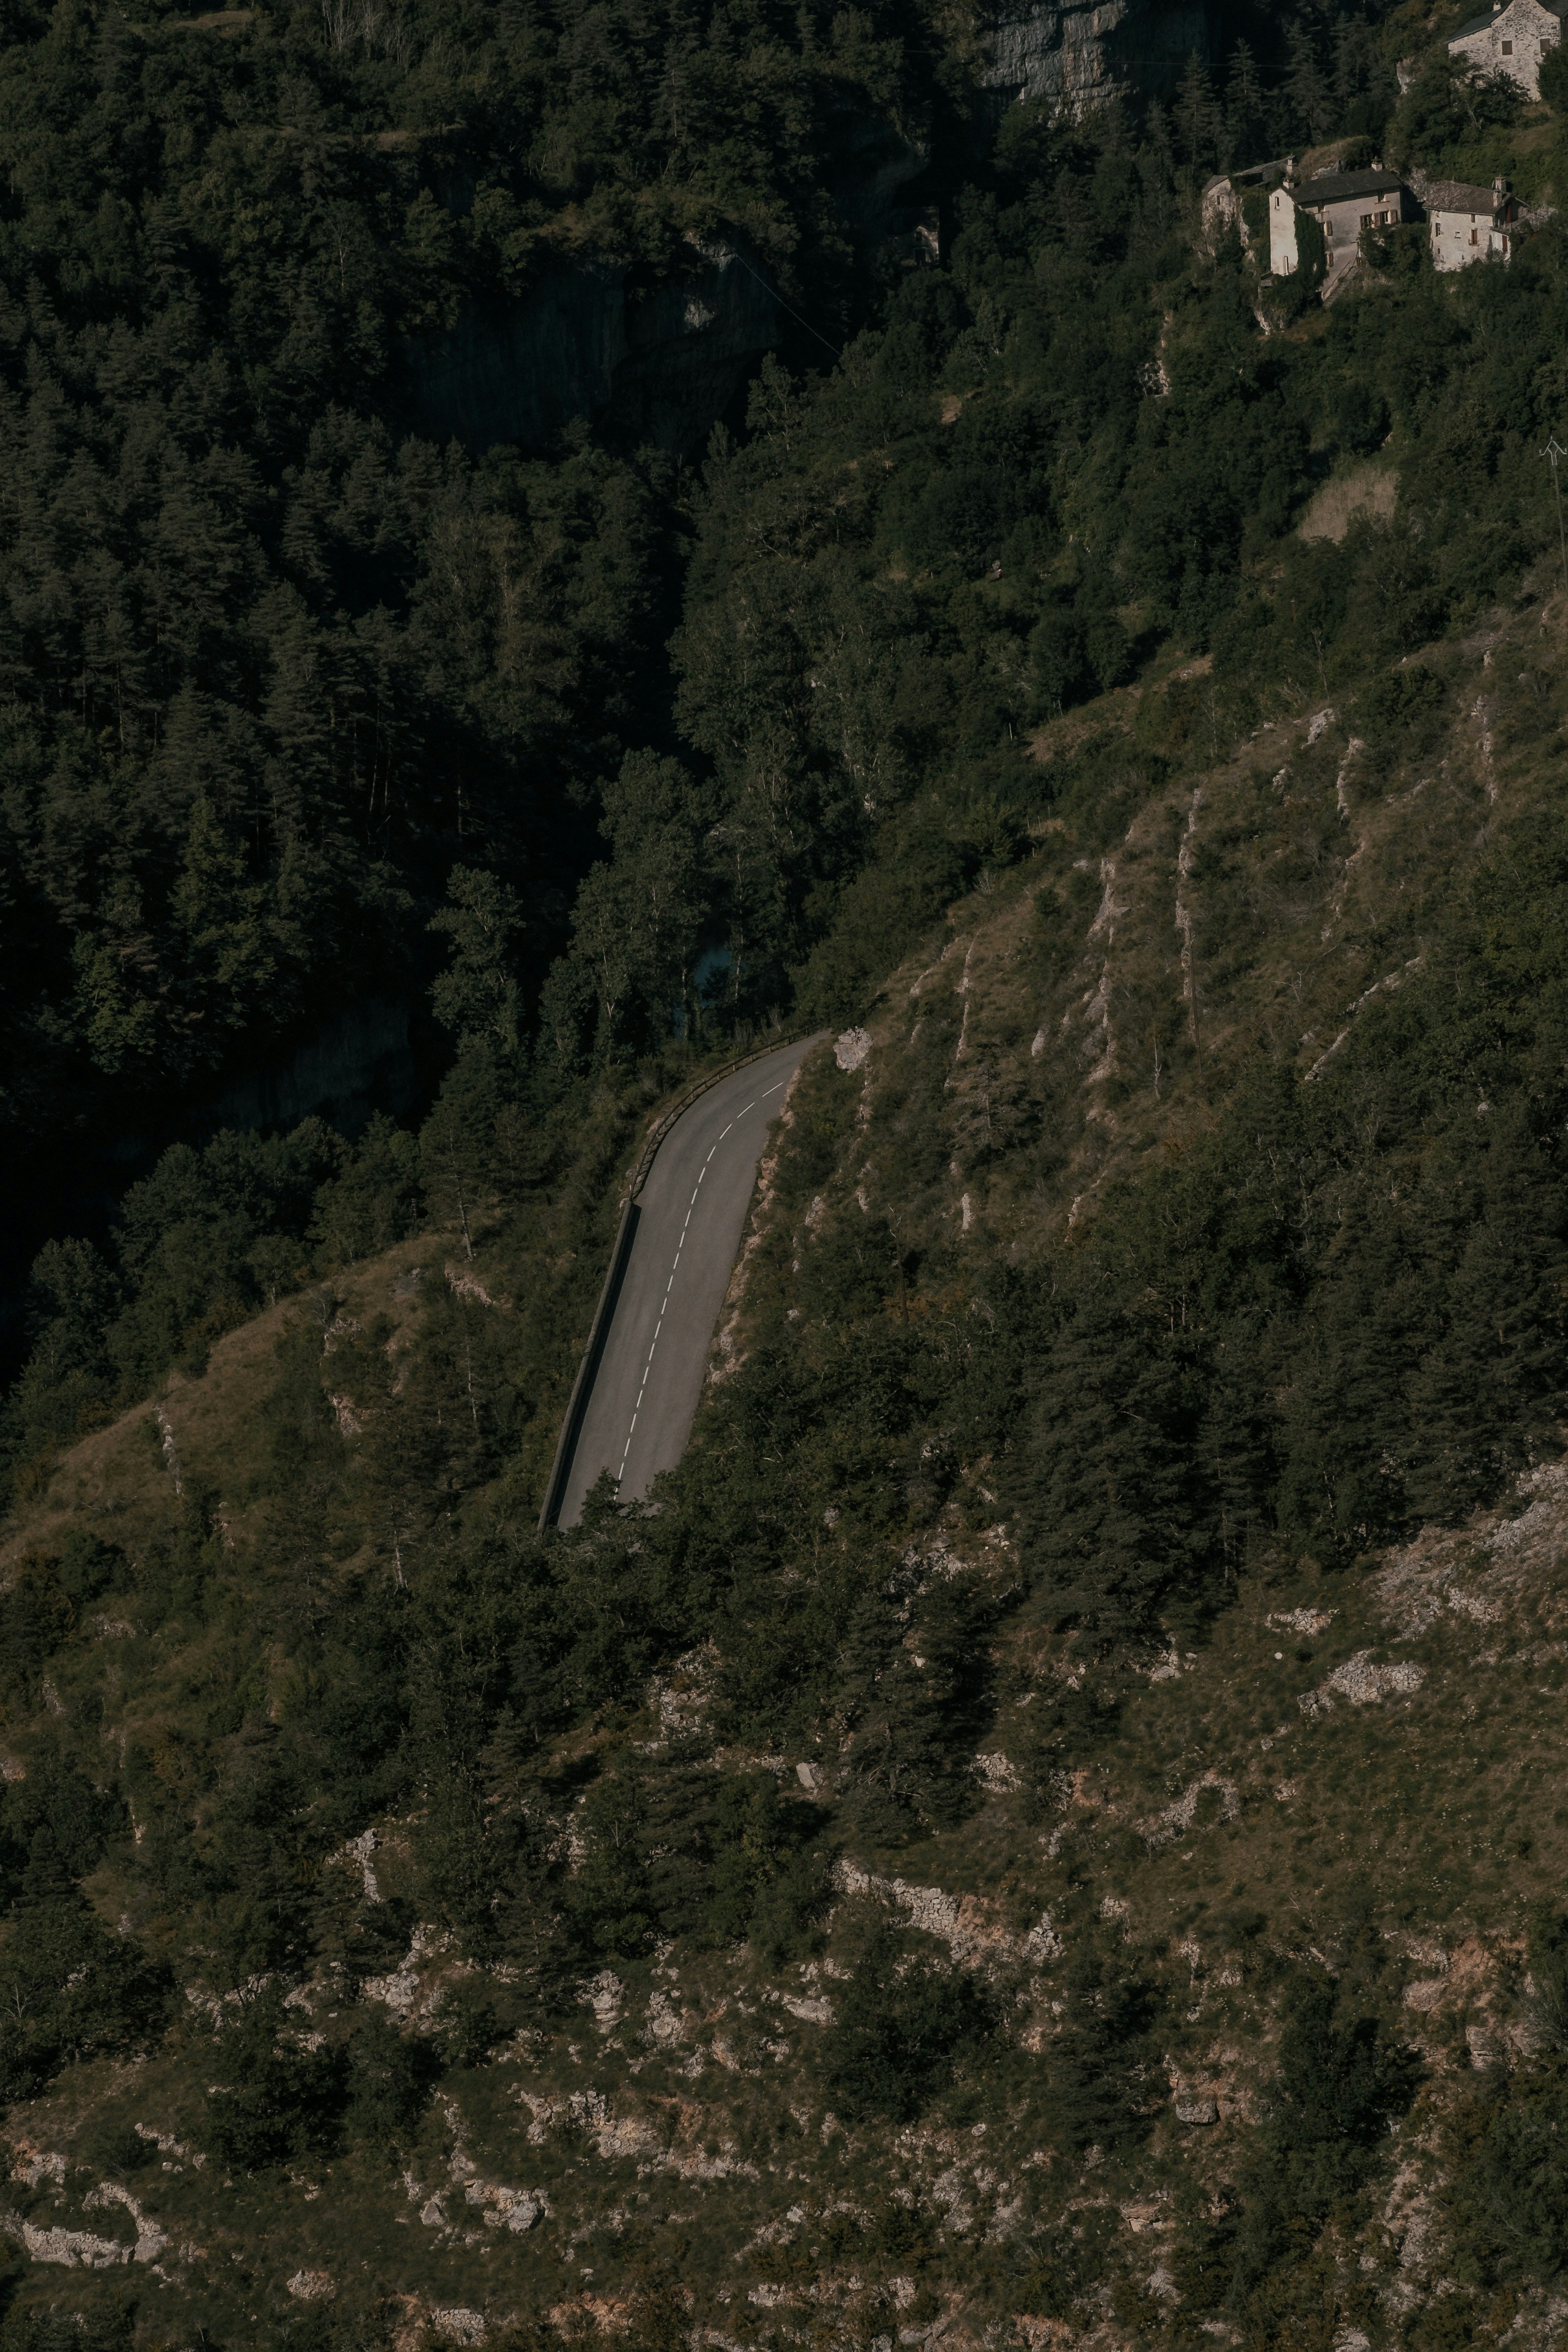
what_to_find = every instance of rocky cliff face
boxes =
[978,0,1210,113]
[406,239,781,459]
[404,5,1208,462]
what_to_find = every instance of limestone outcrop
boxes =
[977,0,1208,114]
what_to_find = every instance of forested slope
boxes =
[0,0,1516,1292]
[13,0,1568,2346]
[8,550,1568,2352]
[0,0,958,1332]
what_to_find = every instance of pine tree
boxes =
[1274,1197,1431,1554]
[1175,53,1222,175]
[822,1920,997,2123]
[0,1833,169,2097]
[1049,1944,1161,2155]
[830,1579,918,1844]
[1405,1119,1568,1521]
[200,1982,344,2171]
[308,1114,423,1267]
[1333,16,1379,120]
[1136,101,1178,244]
[1283,23,1334,146]
[428,865,527,1054]
[1013,1274,1207,1635]
[1224,41,1268,167]
[169,794,277,1045]
[1196,1308,1282,1585]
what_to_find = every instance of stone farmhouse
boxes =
[1268,164,1414,293]
[1448,0,1562,97]
[1423,177,1519,267]
[1204,147,1526,298]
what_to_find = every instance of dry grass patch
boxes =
[0,1234,439,1579]
[1298,463,1398,544]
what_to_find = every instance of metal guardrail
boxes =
[535,1028,820,1532]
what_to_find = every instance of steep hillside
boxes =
[17,0,1568,2341]
[7,561,1568,2350]
[0,0,1435,1352]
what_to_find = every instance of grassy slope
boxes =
[5,566,1568,2344]
[0,1237,434,1592]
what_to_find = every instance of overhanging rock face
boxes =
[978,0,1208,113]
[404,241,779,459]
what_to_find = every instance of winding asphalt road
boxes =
[555,1034,824,1527]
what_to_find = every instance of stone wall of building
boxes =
[1449,0,1561,98]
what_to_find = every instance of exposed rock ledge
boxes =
[978,0,1208,114]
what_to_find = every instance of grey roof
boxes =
[1423,178,1509,211]
[1450,0,1561,35]
[1295,168,1407,205]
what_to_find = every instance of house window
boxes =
[1470,228,1479,243]
[1361,213,1373,227]
[1502,37,1513,51]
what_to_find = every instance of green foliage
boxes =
[430,869,528,1054]
[1014,1267,1211,1634]
[309,1114,424,1268]
[5,15,1568,2335]
[1541,35,1568,109]
[3,0,944,1161]
[1294,205,1328,290]
[0,1738,127,1897]
[0,1549,130,1709]
[1015,1678,1120,1820]
[707,1772,829,1961]
[0,1837,170,2099]
[2,1118,352,1489]
[1231,1974,1420,2297]
[0,2302,136,2352]
[343,2012,437,2152]
[1046,1943,1162,2155]
[200,1983,345,2173]
[560,1747,828,1963]
[822,1922,999,2123]
[1446,2056,1568,2287]
[544,752,717,1060]
[1393,55,1521,175]
[1440,1913,1568,2288]
[1361,661,1445,752]
[1000,884,1568,1626]
[432,1979,503,2071]
[74,2120,157,2182]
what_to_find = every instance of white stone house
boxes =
[1448,0,1562,97]
[1199,159,1288,253]
[1424,176,1519,266]
[1269,165,1415,288]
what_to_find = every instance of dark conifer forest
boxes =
[11,0,1568,2342]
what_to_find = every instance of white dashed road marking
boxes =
[619,1129,726,1479]
[611,1063,801,1488]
